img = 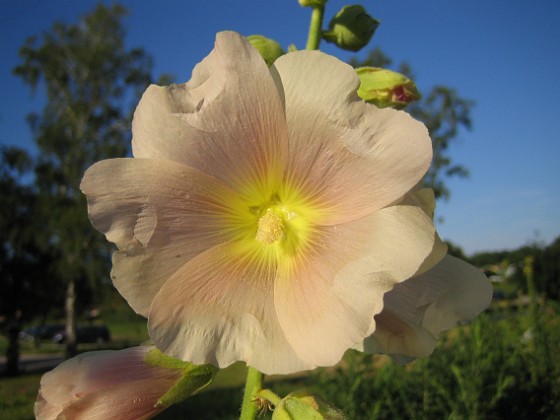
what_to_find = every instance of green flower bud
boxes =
[323,5,379,52]
[145,348,219,408]
[247,35,285,66]
[298,0,328,7]
[356,67,421,109]
[272,390,346,420]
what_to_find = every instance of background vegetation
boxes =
[2,297,559,419]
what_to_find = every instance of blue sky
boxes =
[1,0,559,255]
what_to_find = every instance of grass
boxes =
[0,373,41,420]
[2,300,559,419]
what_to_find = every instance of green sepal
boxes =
[288,43,298,52]
[145,348,219,408]
[272,390,346,420]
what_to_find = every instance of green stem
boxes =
[305,6,325,50]
[239,366,264,420]
[257,388,282,407]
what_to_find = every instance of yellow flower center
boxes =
[248,193,312,260]
[255,209,285,244]
[222,179,324,264]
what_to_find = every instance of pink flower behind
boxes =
[35,346,182,420]
[359,254,492,358]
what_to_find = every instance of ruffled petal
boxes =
[131,31,288,196]
[273,51,431,224]
[363,255,492,357]
[80,158,241,316]
[148,243,311,375]
[274,199,446,366]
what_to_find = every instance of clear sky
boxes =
[1,0,559,255]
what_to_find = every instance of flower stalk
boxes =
[257,388,282,407]
[305,6,325,50]
[240,366,264,420]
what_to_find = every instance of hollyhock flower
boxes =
[81,31,487,375]
[359,254,492,359]
[356,190,491,360]
[34,346,214,420]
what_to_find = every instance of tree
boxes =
[0,147,60,375]
[535,236,560,300]
[13,3,154,358]
[351,48,475,200]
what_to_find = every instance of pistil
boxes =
[255,209,285,244]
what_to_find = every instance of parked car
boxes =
[19,324,65,341]
[52,325,111,344]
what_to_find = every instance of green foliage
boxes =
[311,306,560,419]
[535,236,560,300]
[2,305,559,418]
[0,372,42,419]
[0,147,61,323]
[13,2,153,285]
[444,240,467,260]
[470,235,560,300]
[350,48,474,200]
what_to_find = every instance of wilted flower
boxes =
[81,31,489,374]
[34,346,216,420]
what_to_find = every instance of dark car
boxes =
[52,325,111,344]
[19,324,66,341]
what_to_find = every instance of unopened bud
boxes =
[356,67,420,109]
[247,35,285,66]
[323,5,379,52]
[272,391,346,420]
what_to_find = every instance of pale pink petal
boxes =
[274,200,446,366]
[35,346,181,420]
[77,31,470,378]
[60,381,175,420]
[363,255,492,357]
[131,31,288,194]
[406,188,437,219]
[272,51,431,224]
[34,393,60,420]
[148,243,312,375]
[80,158,241,316]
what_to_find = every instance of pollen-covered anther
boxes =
[255,209,285,244]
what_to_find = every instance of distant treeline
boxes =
[447,236,560,301]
